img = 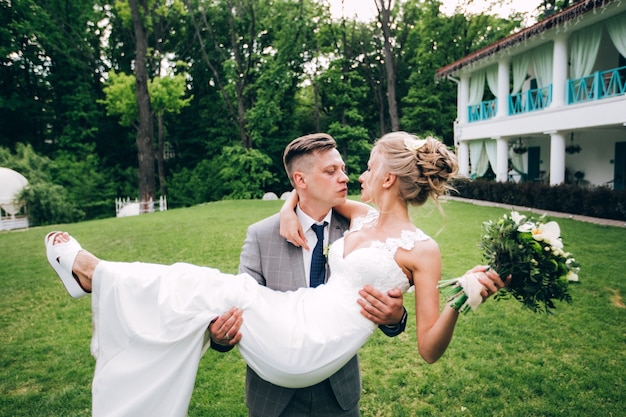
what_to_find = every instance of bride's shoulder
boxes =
[395,227,432,252]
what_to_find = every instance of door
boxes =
[528,146,541,182]
[614,142,626,190]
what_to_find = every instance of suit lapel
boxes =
[287,239,308,288]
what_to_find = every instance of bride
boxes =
[46,132,507,417]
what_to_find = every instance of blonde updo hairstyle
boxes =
[373,132,458,207]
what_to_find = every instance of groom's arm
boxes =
[238,223,266,285]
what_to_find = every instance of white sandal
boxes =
[45,231,89,298]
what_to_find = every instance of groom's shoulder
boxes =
[247,212,281,233]
[247,209,348,233]
[331,209,350,229]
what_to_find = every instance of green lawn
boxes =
[1,199,625,417]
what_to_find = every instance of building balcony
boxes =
[467,65,625,123]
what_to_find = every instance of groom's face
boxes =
[299,148,349,210]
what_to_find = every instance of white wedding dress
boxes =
[89,212,428,417]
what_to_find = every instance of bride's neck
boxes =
[374,207,411,230]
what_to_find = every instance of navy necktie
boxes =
[310,222,328,288]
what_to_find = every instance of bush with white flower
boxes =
[440,211,579,314]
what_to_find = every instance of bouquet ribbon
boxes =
[438,272,484,314]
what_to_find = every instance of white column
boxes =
[551,36,569,108]
[547,131,566,185]
[458,74,469,124]
[497,59,510,118]
[457,140,470,178]
[495,137,509,182]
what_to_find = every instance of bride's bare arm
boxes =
[332,199,371,224]
[279,190,308,248]
[279,192,372,249]
[410,241,507,363]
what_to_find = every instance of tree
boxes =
[127,0,155,204]
[539,0,583,18]
[109,0,188,201]
[399,0,522,143]
[0,0,106,156]
[375,0,400,132]
[100,70,193,196]
[150,72,193,195]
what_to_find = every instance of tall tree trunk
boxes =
[377,0,399,131]
[227,0,252,149]
[129,0,155,205]
[313,80,321,132]
[156,113,167,196]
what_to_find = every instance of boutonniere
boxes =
[323,244,331,258]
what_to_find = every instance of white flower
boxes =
[517,221,535,233]
[404,137,427,152]
[531,221,563,249]
[566,270,579,282]
[510,211,526,225]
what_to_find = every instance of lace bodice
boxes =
[325,210,430,294]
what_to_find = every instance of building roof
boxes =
[435,0,618,80]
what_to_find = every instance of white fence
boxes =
[115,196,168,218]
[0,215,29,231]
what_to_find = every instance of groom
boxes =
[208,133,407,416]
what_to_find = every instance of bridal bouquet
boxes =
[439,211,579,314]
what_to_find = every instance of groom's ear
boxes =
[293,171,306,188]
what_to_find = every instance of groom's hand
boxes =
[209,307,243,347]
[357,285,404,326]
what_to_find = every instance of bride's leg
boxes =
[91,261,216,417]
[44,232,229,417]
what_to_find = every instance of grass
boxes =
[1,199,625,416]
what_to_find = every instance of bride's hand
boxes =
[467,266,510,301]
[279,209,309,250]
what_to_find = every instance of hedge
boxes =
[452,179,626,221]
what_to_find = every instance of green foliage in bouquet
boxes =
[439,211,579,314]
[480,211,579,314]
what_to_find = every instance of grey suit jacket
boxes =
[238,210,357,416]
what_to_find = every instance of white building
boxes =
[436,0,626,190]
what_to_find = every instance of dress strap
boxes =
[348,209,379,233]
[346,210,431,255]
[370,229,430,255]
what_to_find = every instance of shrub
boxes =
[451,178,626,221]
[20,182,84,226]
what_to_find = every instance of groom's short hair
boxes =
[283,133,337,187]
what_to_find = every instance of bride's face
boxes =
[358,148,387,204]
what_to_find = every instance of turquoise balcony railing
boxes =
[465,66,624,123]
[508,85,552,115]
[568,66,626,104]
[468,98,497,122]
